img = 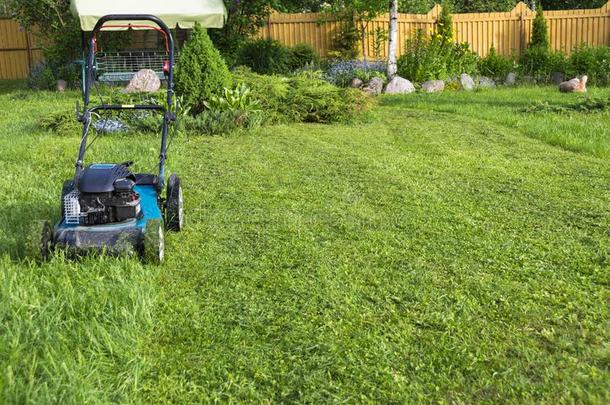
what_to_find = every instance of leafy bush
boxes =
[232,67,291,123]
[397,29,478,82]
[183,110,252,136]
[27,63,57,91]
[233,68,372,124]
[285,71,372,124]
[182,83,263,136]
[289,43,320,71]
[325,60,387,87]
[478,47,516,80]
[329,18,360,60]
[204,84,261,112]
[519,46,567,82]
[175,23,232,115]
[568,45,610,86]
[38,110,80,134]
[237,39,292,75]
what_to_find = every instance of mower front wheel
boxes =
[26,220,53,262]
[143,219,164,264]
[165,174,183,232]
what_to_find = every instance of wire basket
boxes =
[95,50,178,83]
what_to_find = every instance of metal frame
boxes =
[77,14,175,189]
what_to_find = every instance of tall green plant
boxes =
[436,1,454,45]
[175,23,232,115]
[530,5,549,49]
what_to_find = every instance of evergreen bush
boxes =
[237,39,292,75]
[175,23,232,114]
[478,47,515,80]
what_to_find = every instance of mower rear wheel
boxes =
[166,174,183,232]
[26,220,53,262]
[143,219,164,264]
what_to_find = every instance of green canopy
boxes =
[70,0,227,31]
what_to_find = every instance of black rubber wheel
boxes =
[165,174,183,232]
[143,219,164,264]
[25,220,53,262]
[60,179,75,218]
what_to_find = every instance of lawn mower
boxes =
[27,14,184,264]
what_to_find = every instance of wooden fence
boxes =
[0,17,43,80]
[1,1,609,79]
[257,1,610,59]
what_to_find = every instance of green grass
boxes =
[0,85,609,403]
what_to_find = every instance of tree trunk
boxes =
[360,20,368,62]
[387,0,398,78]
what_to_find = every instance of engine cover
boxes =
[72,164,142,226]
[78,163,135,194]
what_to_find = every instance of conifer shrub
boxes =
[175,23,232,114]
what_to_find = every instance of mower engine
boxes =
[65,163,141,226]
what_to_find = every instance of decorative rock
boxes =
[559,76,588,93]
[551,71,566,85]
[350,78,364,88]
[460,73,475,91]
[504,72,517,86]
[123,69,161,93]
[421,80,445,93]
[478,76,496,89]
[362,76,384,96]
[383,76,415,94]
[56,79,67,92]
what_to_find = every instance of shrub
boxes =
[325,60,386,87]
[519,46,567,82]
[28,63,57,91]
[237,39,292,75]
[232,67,372,124]
[38,110,80,134]
[289,43,320,71]
[397,29,478,82]
[285,72,372,124]
[232,67,291,123]
[530,6,550,50]
[568,45,610,86]
[329,18,360,60]
[184,110,261,136]
[175,23,232,115]
[478,47,515,80]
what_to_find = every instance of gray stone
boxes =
[362,76,384,96]
[56,79,67,92]
[350,78,364,88]
[421,80,445,93]
[460,73,475,91]
[124,69,161,93]
[478,76,496,89]
[551,71,566,85]
[383,76,415,94]
[504,72,517,86]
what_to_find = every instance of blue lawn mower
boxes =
[27,15,183,264]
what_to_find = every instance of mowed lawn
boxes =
[0,85,609,403]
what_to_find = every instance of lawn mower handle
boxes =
[78,14,176,187]
[84,14,175,110]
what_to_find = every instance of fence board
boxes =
[1,1,609,79]
[257,1,610,60]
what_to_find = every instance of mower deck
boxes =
[54,184,162,256]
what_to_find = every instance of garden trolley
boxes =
[27,1,227,263]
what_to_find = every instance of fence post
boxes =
[25,31,33,75]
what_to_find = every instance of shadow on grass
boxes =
[0,201,58,260]
[0,80,27,95]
